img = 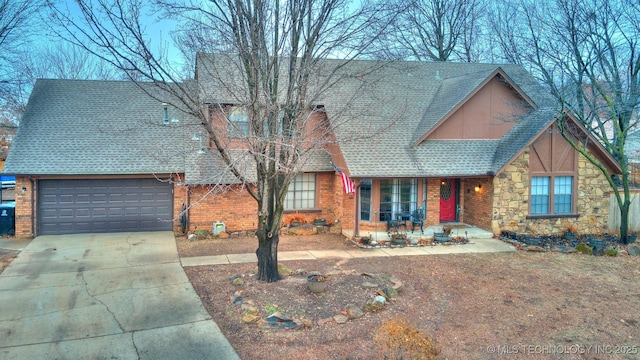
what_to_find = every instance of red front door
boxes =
[439,179,457,222]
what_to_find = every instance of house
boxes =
[2,55,621,238]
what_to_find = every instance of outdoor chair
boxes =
[410,209,424,234]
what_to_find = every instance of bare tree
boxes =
[28,43,122,80]
[373,0,488,62]
[0,0,45,125]
[48,0,391,282]
[491,0,640,242]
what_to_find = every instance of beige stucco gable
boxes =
[429,76,532,140]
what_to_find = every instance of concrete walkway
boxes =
[181,238,516,267]
[0,232,240,360]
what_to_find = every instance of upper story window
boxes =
[228,106,250,137]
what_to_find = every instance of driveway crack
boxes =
[131,332,141,359]
[77,268,125,333]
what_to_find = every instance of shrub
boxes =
[575,243,592,255]
[375,318,438,360]
[194,229,209,240]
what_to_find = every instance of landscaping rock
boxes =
[231,277,245,286]
[219,232,230,239]
[294,318,313,329]
[617,250,628,256]
[278,263,293,276]
[241,306,261,323]
[345,304,364,320]
[228,274,241,282]
[628,244,640,256]
[240,299,255,311]
[381,286,398,299]
[389,276,403,290]
[259,313,299,330]
[333,314,348,324]
[230,290,245,305]
[363,296,387,312]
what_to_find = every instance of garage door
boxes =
[38,179,173,235]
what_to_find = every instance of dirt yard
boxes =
[179,233,640,360]
[0,248,18,274]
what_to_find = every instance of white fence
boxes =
[608,190,640,233]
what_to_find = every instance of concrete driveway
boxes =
[0,232,240,360]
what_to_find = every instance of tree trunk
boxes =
[256,230,280,282]
[620,201,630,245]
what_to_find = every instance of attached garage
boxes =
[38,179,173,235]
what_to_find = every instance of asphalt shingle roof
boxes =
[3,79,203,176]
[312,59,560,178]
[4,56,562,182]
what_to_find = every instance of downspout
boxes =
[30,177,35,237]
[186,185,191,233]
[354,182,361,237]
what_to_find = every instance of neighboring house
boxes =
[1,55,621,238]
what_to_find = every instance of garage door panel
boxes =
[38,179,173,235]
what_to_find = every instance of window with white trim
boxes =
[531,176,573,215]
[285,173,316,209]
[379,179,417,221]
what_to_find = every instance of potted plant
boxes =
[313,218,326,226]
[306,273,329,293]
[391,233,407,245]
[433,232,451,243]
[284,214,307,227]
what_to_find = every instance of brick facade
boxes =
[460,178,493,229]
[180,172,337,233]
[14,176,35,238]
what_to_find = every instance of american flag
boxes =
[332,163,355,194]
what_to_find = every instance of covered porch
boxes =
[344,222,494,243]
[353,177,494,238]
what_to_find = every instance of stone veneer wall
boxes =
[492,147,610,236]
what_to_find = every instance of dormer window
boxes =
[228,106,250,137]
